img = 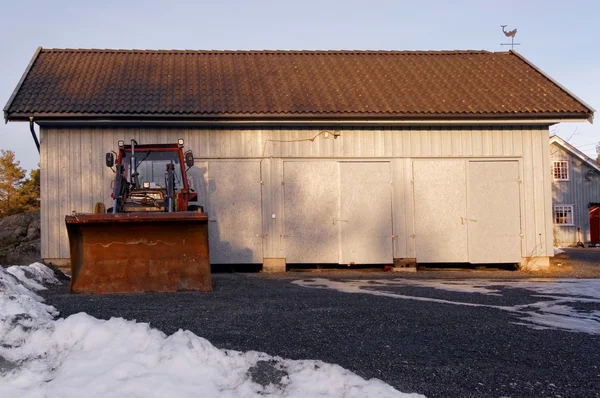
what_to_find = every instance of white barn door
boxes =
[413,160,469,262]
[283,161,339,263]
[206,161,263,263]
[283,161,393,264]
[467,161,521,263]
[339,162,393,264]
[413,159,521,264]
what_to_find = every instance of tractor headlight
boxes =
[178,138,184,147]
[118,140,124,148]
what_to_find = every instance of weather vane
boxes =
[500,25,520,49]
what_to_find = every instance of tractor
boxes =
[65,139,211,294]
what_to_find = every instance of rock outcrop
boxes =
[0,211,41,265]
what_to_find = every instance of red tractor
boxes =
[107,139,200,213]
[65,139,211,294]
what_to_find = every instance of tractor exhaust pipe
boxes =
[130,139,140,190]
[166,162,175,212]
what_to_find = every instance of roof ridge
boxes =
[39,48,496,55]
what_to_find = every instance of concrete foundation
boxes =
[391,258,418,272]
[520,256,551,271]
[262,258,286,273]
[44,258,71,274]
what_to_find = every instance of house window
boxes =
[553,161,569,180]
[554,205,574,225]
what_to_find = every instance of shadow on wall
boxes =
[282,160,395,266]
[187,157,398,268]
[187,163,255,265]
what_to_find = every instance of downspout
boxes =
[29,117,40,153]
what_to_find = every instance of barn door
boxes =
[339,162,393,264]
[413,160,468,262]
[206,161,263,263]
[466,161,521,263]
[283,161,339,263]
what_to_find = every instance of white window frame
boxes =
[553,205,574,226]
[553,160,569,181]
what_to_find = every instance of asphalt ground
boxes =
[40,254,600,398]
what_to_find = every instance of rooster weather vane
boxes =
[500,25,520,49]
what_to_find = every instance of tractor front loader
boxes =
[65,139,211,294]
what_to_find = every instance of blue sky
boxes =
[1,0,598,171]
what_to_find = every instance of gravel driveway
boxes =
[42,264,600,398]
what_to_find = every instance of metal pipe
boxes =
[166,163,175,212]
[29,117,40,153]
[130,139,139,189]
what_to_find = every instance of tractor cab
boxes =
[105,139,197,213]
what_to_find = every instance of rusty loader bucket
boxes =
[65,212,211,293]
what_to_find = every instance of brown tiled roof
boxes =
[3,48,594,121]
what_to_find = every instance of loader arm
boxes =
[111,164,129,214]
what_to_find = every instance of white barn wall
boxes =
[39,125,553,263]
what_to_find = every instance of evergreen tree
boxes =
[17,168,41,212]
[0,150,26,218]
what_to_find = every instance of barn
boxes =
[550,135,600,247]
[3,48,594,271]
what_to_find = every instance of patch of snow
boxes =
[554,247,565,255]
[0,264,422,398]
[0,263,59,352]
[293,278,600,335]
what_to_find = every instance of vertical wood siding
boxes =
[551,143,600,245]
[40,125,553,261]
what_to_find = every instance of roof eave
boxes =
[11,112,591,120]
[3,47,43,123]
[11,112,591,126]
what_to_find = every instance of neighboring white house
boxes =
[3,48,595,270]
[550,135,600,247]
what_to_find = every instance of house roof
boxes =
[3,47,595,122]
[550,135,600,174]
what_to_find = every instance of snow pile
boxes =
[0,263,59,351]
[554,247,565,255]
[0,264,421,398]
